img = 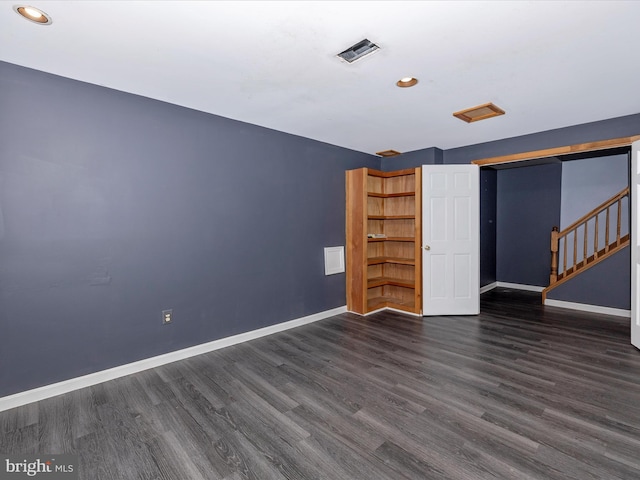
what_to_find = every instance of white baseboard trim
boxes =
[357,307,386,316]
[385,307,422,317]
[0,305,347,413]
[544,299,630,318]
[480,282,498,294]
[496,282,545,293]
[350,307,422,317]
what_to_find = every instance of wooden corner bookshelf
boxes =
[346,167,422,315]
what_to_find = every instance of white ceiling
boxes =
[1,1,639,155]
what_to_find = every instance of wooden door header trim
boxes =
[471,135,640,167]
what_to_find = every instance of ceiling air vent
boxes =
[337,39,379,64]
[453,102,505,123]
[376,149,401,157]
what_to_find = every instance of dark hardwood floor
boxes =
[2,288,640,479]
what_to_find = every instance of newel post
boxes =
[550,226,559,284]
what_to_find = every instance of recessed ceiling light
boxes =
[453,102,505,123]
[13,5,52,25]
[396,77,418,88]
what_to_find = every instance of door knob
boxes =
[424,245,430,251]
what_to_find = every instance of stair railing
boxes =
[549,187,629,285]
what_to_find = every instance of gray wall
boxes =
[0,61,378,397]
[560,153,628,231]
[496,164,562,287]
[545,152,630,309]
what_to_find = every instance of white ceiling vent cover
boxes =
[337,39,379,64]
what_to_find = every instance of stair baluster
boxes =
[544,187,630,302]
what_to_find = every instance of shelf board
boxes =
[367,192,415,198]
[367,277,415,289]
[368,215,415,220]
[365,168,419,178]
[367,296,416,312]
[367,256,415,266]
[368,237,415,242]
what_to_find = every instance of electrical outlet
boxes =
[162,309,172,325]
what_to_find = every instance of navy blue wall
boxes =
[442,114,640,165]
[381,147,443,171]
[385,114,640,294]
[2,58,639,398]
[480,169,497,287]
[547,247,630,309]
[0,61,378,397]
[496,164,562,286]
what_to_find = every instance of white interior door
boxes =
[631,140,640,349]
[422,165,480,315]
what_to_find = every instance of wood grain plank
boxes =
[0,287,639,479]
[471,135,640,166]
